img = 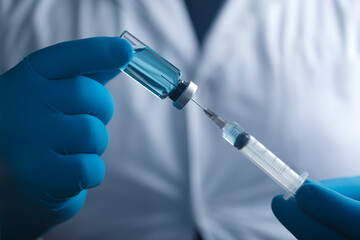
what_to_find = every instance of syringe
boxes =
[191,99,308,199]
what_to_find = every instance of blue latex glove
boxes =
[272,177,360,239]
[0,37,133,239]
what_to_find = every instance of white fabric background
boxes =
[1,0,360,239]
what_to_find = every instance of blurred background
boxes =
[1,0,360,239]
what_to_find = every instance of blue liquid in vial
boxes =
[123,46,181,99]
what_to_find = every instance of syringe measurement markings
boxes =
[271,157,286,174]
[247,140,286,174]
[230,126,242,137]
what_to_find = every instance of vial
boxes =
[120,30,198,109]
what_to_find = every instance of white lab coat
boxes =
[1,0,360,239]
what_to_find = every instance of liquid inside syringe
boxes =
[191,99,308,199]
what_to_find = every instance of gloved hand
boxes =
[0,37,133,239]
[272,177,360,240]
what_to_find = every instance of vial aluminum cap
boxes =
[173,81,198,109]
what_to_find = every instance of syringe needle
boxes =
[191,98,206,110]
[190,98,227,129]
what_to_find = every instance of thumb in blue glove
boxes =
[272,177,360,240]
[0,37,133,239]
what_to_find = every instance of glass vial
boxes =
[120,30,197,109]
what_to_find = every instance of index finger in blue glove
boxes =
[272,195,347,240]
[28,37,133,80]
[296,182,360,238]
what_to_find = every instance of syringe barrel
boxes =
[240,135,308,199]
[222,122,308,199]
